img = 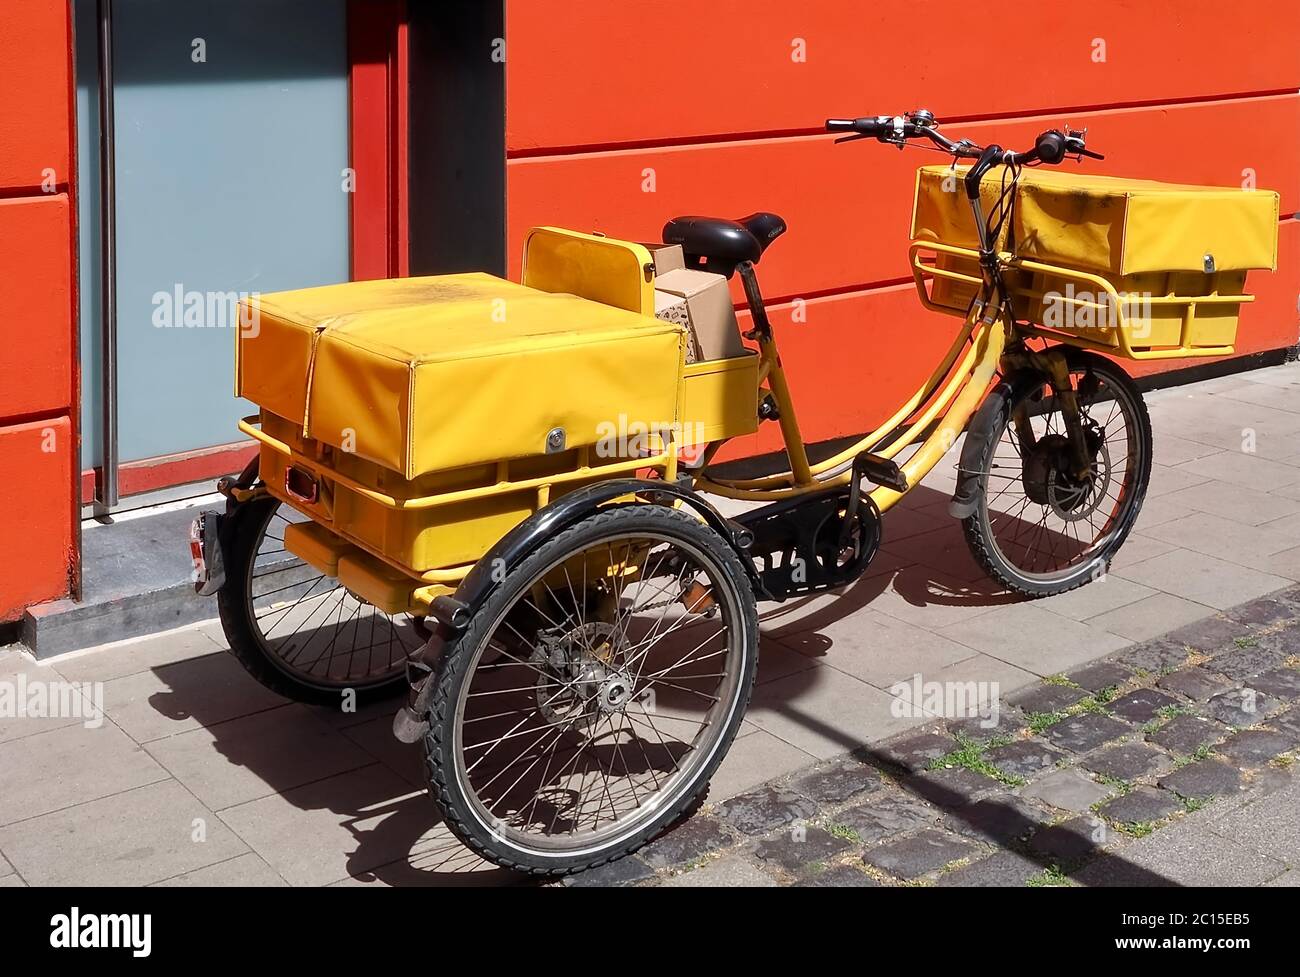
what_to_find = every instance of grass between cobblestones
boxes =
[928,732,1023,786]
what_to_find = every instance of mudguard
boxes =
[948,371,1037,519]
[430,478,758,632]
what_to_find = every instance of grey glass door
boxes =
[76,0,349,496]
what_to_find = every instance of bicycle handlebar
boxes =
[825,111,1103,167]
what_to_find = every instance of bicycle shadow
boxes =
[136,655,529,886]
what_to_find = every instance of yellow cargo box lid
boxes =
[237,273,686,478]
[912,165,1280,275]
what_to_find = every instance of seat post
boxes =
[735,261,772,340]
[735,261,814,485]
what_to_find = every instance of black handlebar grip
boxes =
[1035,130,1067,165]
[825,116,887,136]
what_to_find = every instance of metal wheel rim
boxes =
[244,503,418,691]
[451,526,748,857]
[980,366,1145,583]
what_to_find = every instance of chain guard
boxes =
[733,487,882,601]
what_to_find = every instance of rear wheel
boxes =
[962,353,1152,596]
[216,495,415,705]
[423,504,759,876]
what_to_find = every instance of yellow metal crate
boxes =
[681,352,760,445]
[253,411,668,577]
[911,243,1256,360]
[908,166,1278,360]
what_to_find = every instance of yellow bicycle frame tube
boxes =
[695,299,1007,513]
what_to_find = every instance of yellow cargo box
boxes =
[912,166,1279,275]
[910,167,1279,359]
[237,273,686,479]
[235,229,762,577]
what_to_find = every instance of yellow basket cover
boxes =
[912,166,1279,275]
[237,273,686,478]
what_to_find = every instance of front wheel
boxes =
[962,352,1152,597]
[422,504,759,876]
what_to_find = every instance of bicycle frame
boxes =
[694,263,1011,514]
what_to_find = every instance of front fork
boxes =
[1001,347,1093,479]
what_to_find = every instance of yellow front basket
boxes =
[909,165,1280,359]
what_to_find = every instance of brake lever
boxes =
[833,133,872,145]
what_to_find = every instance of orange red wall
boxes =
[0,0,78,619]
[504,0,1300,457]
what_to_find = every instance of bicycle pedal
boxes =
[853,451,908,493]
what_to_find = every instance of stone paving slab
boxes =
[984,740,1070,780]
[1205,687,1285,727]
[1146,713,1227,755]
[1107,688,1181,724]
[663,855,777,887]
[715,786,818,837]
[863,828,978,880]
[1065,661,1134,694]
[1019,768,1112,814]
[833,792,940,844]
[788,756,884,805]
[1156,667,1231,701]
[1072,821,1287,887]
[1097,787,1184,826]
[935,849,1046,887]
[1083,742,1175,782]
[795,863,880,887]
[0,780,248,887]
[0,721,170,827]
[1158,760,1244,801]
[754,825,851,872]
[151,852,288,887]
[639,817,735,869]
[1043,713,1130,754]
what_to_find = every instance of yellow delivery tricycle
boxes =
[191,110,1278,875]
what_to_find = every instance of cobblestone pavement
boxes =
[563,588,1300,887]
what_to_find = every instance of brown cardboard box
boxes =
[639,242,685,275]
[653,289,696,362]
[653,267,748,362]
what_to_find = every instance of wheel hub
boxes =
[532,621,634,727]
[1021,429,1110,521]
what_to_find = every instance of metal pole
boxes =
[95,0,118,513]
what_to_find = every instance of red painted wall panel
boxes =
[0,417,73,621]
[506,0,1300,152]
[0,1,77,618]
[0,195,74,418]
[507,94,1300,301]
[0,0,73,190]
[506,1,1300,454]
